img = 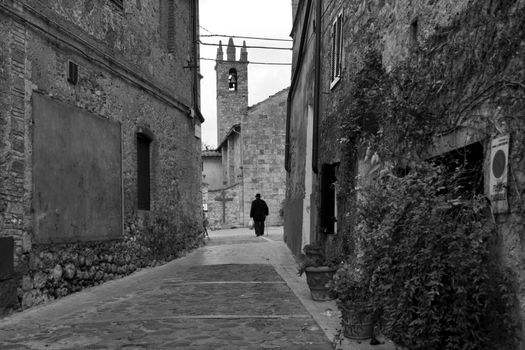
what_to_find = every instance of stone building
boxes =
[202,39,287,229]
[286,0,525,346]
[0,0,203,314]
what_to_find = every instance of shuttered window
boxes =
[160,0,176,53]
[330,11,343,89]
[137,133,151,210]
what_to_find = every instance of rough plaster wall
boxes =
[285,0,316,255]
[202,156,223,191]
[32,94,122,243]
[243,89,288,227]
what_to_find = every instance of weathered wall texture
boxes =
[207,184,243,230]
[284,0,317,256]
[202,151,223,191]
[32,94,122,243]
[308,0,525,343]
[0,0,203,314]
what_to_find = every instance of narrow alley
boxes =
[0,227,389,350]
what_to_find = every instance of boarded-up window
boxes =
[137,133,152,210]
[32,94,122,243]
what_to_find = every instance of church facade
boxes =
[202,39,288,230]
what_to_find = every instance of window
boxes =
[321,163,339,234]
[430,142,484,199]
[330,11,343,89]
[137,133,152,210]
[228,68,238,91]
[160,0,175,53]
[110,0,123,9]
[67,60,78,85]
[409,18,419,49]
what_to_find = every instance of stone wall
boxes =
[0,0,203,314]
[207,184,243,229]
[243,88,288,227]
[215,39,248,144]
[314,0,525,343]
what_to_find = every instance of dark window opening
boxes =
[110,0,123,9]
[321,163,339,234]
[228,68,238,91]
[67,60,78,85]
[430,142,484,199]
[137,133,152,210]
[410,18,419,48]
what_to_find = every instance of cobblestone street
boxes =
[0,227,395,350]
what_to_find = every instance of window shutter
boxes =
[137,134,151,210]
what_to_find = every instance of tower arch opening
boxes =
[228,68,238,91]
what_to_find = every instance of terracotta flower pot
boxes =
[340,302,373,340]
[304,266,336,301]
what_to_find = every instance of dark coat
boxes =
[250,198,269,221]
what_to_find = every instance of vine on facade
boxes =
[333,0,525,348]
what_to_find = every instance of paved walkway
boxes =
[0,227,396,350]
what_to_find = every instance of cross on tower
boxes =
[214,190,233,224]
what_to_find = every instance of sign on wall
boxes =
[489,135,510,214]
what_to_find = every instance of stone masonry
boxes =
[0,0,203,314]
[287,0,525,346]
[203,39,287,229]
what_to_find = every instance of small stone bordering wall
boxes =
[9,226,204,314]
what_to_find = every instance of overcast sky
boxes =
[199,0,293,148]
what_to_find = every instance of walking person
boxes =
[250,193,269,237]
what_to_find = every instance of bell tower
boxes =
[215,38,249,143]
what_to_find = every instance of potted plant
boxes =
[297,242,338,301]
[331,260,374,340]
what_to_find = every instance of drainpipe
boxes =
[191,0,200,113]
